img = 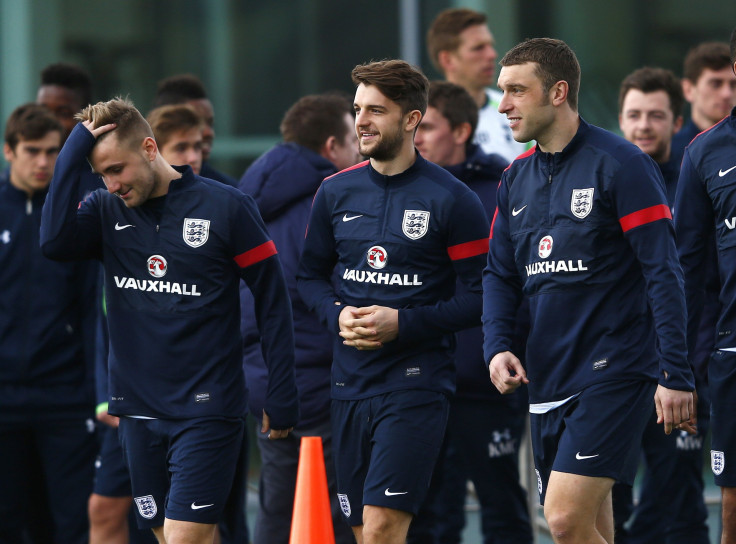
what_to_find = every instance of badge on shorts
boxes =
[134,495,158,519]
[337,493,351,517]
[402,210,430,240]
[571,188,594,219]
[183,218,210,248]
[535,469,543,496]
[712,450,725,475]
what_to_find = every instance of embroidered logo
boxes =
[712,450,725,475]
[366,245,388,269]
[147,255,168,278]
[183,218,210,248]
[402,210,430,240]
[134,495,157,519]
[338,493,351,517]
[538,235,553,259]
[571,188,594,219]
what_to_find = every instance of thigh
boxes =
[363,391,449,517]
[709,350,736,486]
[166,417,244,525]
[35,415,97,544]
[0,422,33,540]
[118,417,169,529]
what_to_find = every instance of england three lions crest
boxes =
[183,218,210,248]
[571,188,594,219]
[402,210,430,240]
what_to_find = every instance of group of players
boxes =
[3,6,736,544]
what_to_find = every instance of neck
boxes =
[447,75,486,108]
[150,159,182,198]
[537,111,580,154]
[691,110,718,132]
[370,143,417,176]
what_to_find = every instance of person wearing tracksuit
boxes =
[297,60,490,544]
[40,97,298,544]
[483,38,694,544]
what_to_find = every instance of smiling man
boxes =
[40,97,298,544]
[483,38,694,544]
[297,60,490,544]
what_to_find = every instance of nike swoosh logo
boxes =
[511,205,527,216]
[719,166,736,177]
[575,452,599,460]
[115,223,135,230]
[343,214,363,222]
[384,488,408,496]
[191,502,214,510]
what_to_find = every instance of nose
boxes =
[498,92,511,114]
[105,179,121,194]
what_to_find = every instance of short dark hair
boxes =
[618,67,684,118]
[39,63,92,106]
[426,8,488,72]
[351,60,429,116]
[683,42,732,83]
[280,93,353,153]
[147,104,204,148]
[154,74,208,107]
[501,38,581,112]
[5,103,63,150]
[730,27,736,65]
[428,81,479,140]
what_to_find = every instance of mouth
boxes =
[117,188,132,199]
[507,117,521,129]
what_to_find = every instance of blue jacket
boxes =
[40,124,298,425]
[239,143,335,428]
[675,108,736,364]
[201,161,237,187]
[0,170,97,417]
[483,118,693,405]
[671,119,703,160]
[297,153,490,400]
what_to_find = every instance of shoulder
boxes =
[322,160,370,185]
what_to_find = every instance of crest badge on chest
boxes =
[183,218,210,248]
[402,210,430,240]
[571,188,594,219]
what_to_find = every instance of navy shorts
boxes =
[530,379,656,504]
[118,416,244,529]
[94,425,132,497]
[709,350,736,486]
[331,390,449,526]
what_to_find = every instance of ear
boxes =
[405,110,422,132]
[452,122,473,146]
[618,113,624,133]
[320,135,338,162]
[673,115,684,134]
[3,143,13,163]
[142,137,158,161]
[682,79,694,102]
[549,81,569,107]
[437,50,453,75]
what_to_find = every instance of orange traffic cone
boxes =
[289,436,336,544]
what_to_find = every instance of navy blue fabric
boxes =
[41,124,298,425]
[484,118,693,404]
[239,143,336,428]
[670,119,702,160]
[201,161,237,187]
[297,153,490,400]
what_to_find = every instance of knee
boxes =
[544,505,578,542]
[88,494,128,528]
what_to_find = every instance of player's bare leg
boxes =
[543,471,615,544]
[360,505,413,544]
[721,486,736,544]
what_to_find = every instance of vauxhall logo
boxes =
[725,217,736,229]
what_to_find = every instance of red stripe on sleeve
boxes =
[234,240,277,268]
[489,206,499,239]
[447,238,489,260]
[619,204,672,232]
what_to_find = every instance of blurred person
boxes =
[426,8,528,163]
[409,80,532,544]
[297,60,490,544]
[671,41,736,155]
[148,104,205,174]
[154,74,236,186]
[483,38,694,544]
[674,26,736,544]
[0,103,97,543]
[238,92,360,544]
[40,97,298,544]
[613,66,710,544]
[37,62,93,141]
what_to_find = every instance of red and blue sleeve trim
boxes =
[619,204,672,232]
[234,240,277,268]
[447,238,489,260]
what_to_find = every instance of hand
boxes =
[96,410,120,428]
[339,305,398,350]
[489,351,529,394]
[654,385,695,435]
[261,409,293,440]
[81,120,116,139]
